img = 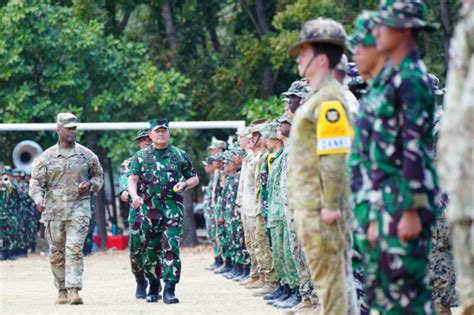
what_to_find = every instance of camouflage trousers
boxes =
[241,213,259,278]
[285,210,318,304]
[364,191,435,314]
[294,208,347,315]
[44,217,90,290]
[269,221,300,289]
[205,208,220,258]
[429,212,459,308]
[247,214,277,284]
[141,214,183,283]
[128,221,146,277]
[451,220,474,312]
[228,211,250,265]
[217,209,228,259]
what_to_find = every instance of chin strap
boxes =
[302,55,316,78]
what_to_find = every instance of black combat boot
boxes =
[264,284,286,301]
[163,281,179,304]
[273,288,301,309]
[206,255,224,271]
[225,263,241,279]
[146,278,161,303]
[268,285,292,305]
[229,264,244,280]
[134,273,148,299]
[214,257,232,274]
[234,264,250,282]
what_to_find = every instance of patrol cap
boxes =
[336,54,348,72]
[249,118,269,134]
[289,18,347,56]
[57,113,78,128]
[202,156,217,166]
[134,129,150,140]
[1,165,12,175]
[213,153,225,162]
[231,147,246,158]
[261,121,279,140]
[208,137,227,150]
[149,118,169,130]
[276,113,292,125]
[347,11,378,51]
[374,0,438,31]
[282,80,310,98]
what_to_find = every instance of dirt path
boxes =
[0,246,279,315]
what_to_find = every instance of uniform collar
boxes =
[55,142,79,157]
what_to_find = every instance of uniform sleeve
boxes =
[28,157,47,204]
[320,154,347,210]
[118,159,130,191]
[128,153,142,176]
[235,160,246,208]
[88,153,104,192]
[181,151,197,179]
[398,77,434,209]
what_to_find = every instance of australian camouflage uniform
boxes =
[129,143,197,284]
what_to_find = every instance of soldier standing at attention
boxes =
[127,118,199,304]
[29,113,104,305]
[365,1,439,312]
[287,18,353,314]
[438,1,474,313]
[119,129,152,300]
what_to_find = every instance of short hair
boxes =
[312,43,344,69]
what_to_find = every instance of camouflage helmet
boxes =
[347,10,378,51]
[289,18,347,56]
[374,0,438,31]
[235,126,251,137]
[207,137,227,150]
[250,118,269,134]
[260,121,279,140]
[282,80,310,98]
[134,129,150,141]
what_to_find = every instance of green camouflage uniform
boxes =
[29,138,104,290]
[0,170,20,258]
[129,144,197,284]
[438,1,474,311]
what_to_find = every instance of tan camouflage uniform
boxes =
[29,142,103,290]
[438,2,474,312]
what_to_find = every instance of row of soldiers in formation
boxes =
[0,167,39,260]
[202,1,472,314]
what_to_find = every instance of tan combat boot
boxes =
[239,275,259,286]
[435,303,452,315]
[251,282,278,296]
[245,273,265,289]
[290,297,319,312]
[68,288,84,305]
[55,289,68,304]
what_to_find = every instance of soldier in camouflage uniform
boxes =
[128,118,199,304]
[359,1,440,312]
[438,2,474,313]
[119,129,152,299]
[283,80,310,119]
[287,18,352,314]
[0,166,19,260]
[347,10,388,315]
[29,113,104,305]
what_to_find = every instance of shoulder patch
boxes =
[316,100,353,155]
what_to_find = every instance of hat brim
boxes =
[152,125,169,130]
[135,135,149,141]
[373,15,438,32]
[62,122,78,128]
[289,39,347,56]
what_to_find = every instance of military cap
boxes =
[12,169,25,177]
[134,129,150,140]
[213,153,225,162]
[222,152,234,164]
[57,112,77,128]
[249,118,269,134]
[208,137,227,150]
[289,18,347,56]
[336,54,348,72]
[374,0,437,31]
[428,73,444,96]
[276,113,292,125]
[347,11,378,51]
[236,126,251,137]
[149,118,169,130]
[282,80,310,98]
[232,147,246,158]
[261,121,279,140]
[1,165,12,175]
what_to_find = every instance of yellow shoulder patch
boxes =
[316,100,353,155]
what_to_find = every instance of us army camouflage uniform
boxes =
[438,2,474,312]
[129,144,197,284]
[29,142,104,290]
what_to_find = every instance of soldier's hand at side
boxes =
[131,196,143,209]
[368,220,377,247]
[36,199,46,212]
[321,208,341,224]
[397,208,422,243]
[173,181,188,193]
[78,181,90,195]
[120,191,129,202]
